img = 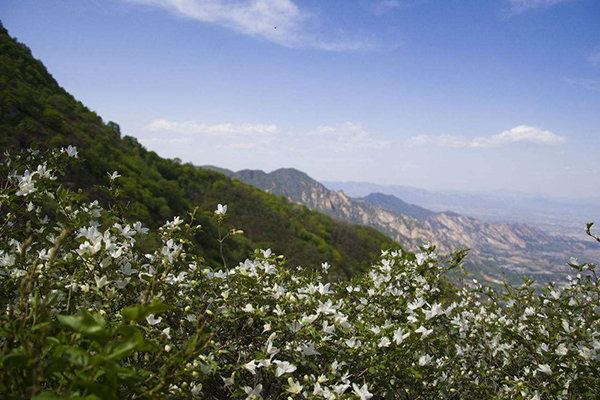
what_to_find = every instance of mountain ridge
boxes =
[210,166,600,283]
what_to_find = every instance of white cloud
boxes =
[566,78,600,93]
[310,121,389,151]
[145,119,279,136]
[471,125,566,147]
[409,125,566,148]
[505,0,573,13]
[365,0,425,16]
[589,47,600,66]
[123,0,373,50]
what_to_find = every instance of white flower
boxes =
[222,372,235,387]
[570,257,579,265]
[146,314,162,326]
[243,304,255,313]
[162,327,171,339]
[243,383,262,400]
[316,299,337,315]
[94,275,109,289]
[378,336,391,348]
[115,278,130,289]
[287,377,303,394]
[393,328,409,345]
[524,307,535,317]
[536,364,552,375]
[555,343,568,356]
[415,253,427,266]
[302,314,318,325]
[214,204,227,216]
[16,170,36,196]
[418,354,432,366]
[322,321,335,335]
[408,297,425,312]
[579,346,592,361]
[190,383,202,395]
[425,303,443,320]
[352,383,374,400]
[415,325,433,338]
[36,163,53,179]
[298,342,320,356]
[0,251,16,267]
[121,263,138,276]
[244,360,259,375]
[274,360,297,377]
[260,248,272,257]
[108,171,121,180]
[133,221,149,235]
[333,383,350,394]
[64,145,78,158]
[345,336,361,349]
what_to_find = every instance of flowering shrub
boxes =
[1,148,599,399]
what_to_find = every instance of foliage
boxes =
[1,149,599,400]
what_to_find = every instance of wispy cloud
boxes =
[409,125,566,148]
[566,78,600,93]
[589,47,600,66]
[124,0,374,50]
[145,119,279,136]
[505,0,573,14]
[310,121,389,151]
[364,0,425,16]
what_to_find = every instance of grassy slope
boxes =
[0,22,399,278]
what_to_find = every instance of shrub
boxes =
[0,147,599,399]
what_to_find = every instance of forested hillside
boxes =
[0,22,399,278]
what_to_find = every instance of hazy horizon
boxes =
[2,0,599,198]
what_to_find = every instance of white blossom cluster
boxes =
[0,148,599,399]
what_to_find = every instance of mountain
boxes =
[0,22,400,278]
[324,180,600,238]
[217,167,600,284]
[359,193,435,221]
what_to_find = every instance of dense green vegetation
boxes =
[0,21,399,278]
[1,149,599,399]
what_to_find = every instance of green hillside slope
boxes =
[0,22,399,277]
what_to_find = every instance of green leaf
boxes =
[33,322,52,331]
[107,341,138,361]
[410,368,422,379]
[57,311,109,343]
[0,351,28,369]
[63,347,89,368]
[122,300,174,322]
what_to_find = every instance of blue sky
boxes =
[2,0,600,198]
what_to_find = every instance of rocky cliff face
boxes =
[206,166,599,283]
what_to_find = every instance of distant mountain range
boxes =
[205,166,600,284]
[323,181,600,238]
